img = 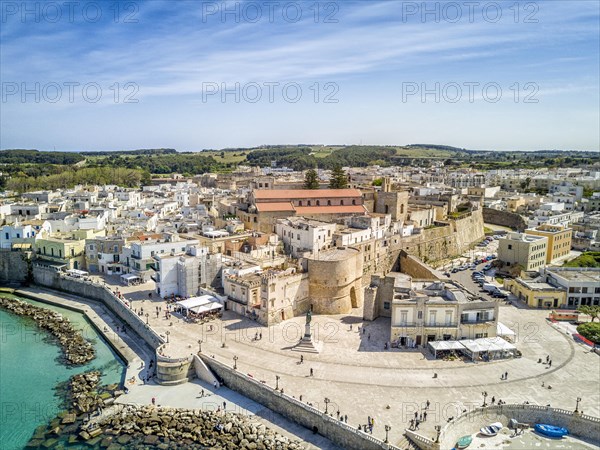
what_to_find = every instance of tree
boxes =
[303,169,319,189]
[578,306,600,322]
[576,322,600,344]
[329,166,348,189]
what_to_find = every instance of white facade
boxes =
[544,267,600,308]
[275,218,336,258]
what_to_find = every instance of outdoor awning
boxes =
[175,295,215,310]
[121,273,140,281]
[67,269,89,276]
[497,322,516,338]
[429,340,465,351]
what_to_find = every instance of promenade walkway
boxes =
[89,274,600,446]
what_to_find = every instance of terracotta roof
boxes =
[294,205,367,215]
[255,202,295,212]
[254,189,362,200]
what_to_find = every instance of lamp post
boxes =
[482,391,488,407]
[384,425,391,443]
[233,355,238,370]
[145,313,149,324]
[197,339,202,353]
[575,397,582,414]
[435,425,441,443]
[275,375,280,390]
[324,398,330,414]
[165,330,170,343]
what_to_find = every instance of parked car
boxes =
[483,264,492,270]
[490,255,497,259]
[482,283,498,293]
[451,268,459,273]
[469,264,477,270]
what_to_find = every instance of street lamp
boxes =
[384,425,391,443]
[275,375,280,390]
[324,397,330,414]
[482,391,488,407]
[197,339,202,353]
[145,313,149,324]
[435,425,441,443]
[233,355,238,370]
[575,397,582,414]
[165,330,170,343]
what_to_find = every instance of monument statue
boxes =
[306,309,312,325]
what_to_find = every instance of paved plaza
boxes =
[91,274,600,447]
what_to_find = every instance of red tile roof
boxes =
[254,189,362,200]
[294,205,367,215]
[255,202,295,212]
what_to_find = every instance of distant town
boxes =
[1,147,599,449]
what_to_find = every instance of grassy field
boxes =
[199,151,249,164]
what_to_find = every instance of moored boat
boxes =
[456,435,473,448]
[480,422,503,436]
[534,423,569,438]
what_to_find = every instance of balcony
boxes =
[461,318,494,325]
[425,322,458,328]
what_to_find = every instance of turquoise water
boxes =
[0,296,125,450]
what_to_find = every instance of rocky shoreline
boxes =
[0,296,95,365]
[28,370,305,450]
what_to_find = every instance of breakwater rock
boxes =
[28,370,305,449]
[94,405,306,449]
[0,296,95,365]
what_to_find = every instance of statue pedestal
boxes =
[292,323,321,354]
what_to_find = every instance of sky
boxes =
[0,0,599,152]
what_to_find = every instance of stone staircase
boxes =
[395,434,421,450]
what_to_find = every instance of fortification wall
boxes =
[483,207,526,231]
[0,250,29,283]
[308,248,363,314]
[200,355,400,450]
[398,252,444,280]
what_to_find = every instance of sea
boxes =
[0,295,126,450]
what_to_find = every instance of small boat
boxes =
[480,422,503,436]
[456,435,473,448]
[535,423,569,438]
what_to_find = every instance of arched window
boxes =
[341,200,344,206]
[316,200,320,206]
[308,200,312,206]
[299,201,303,206]
[352,199,356,205]
[327,200,331,206]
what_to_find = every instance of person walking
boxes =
[426,400,430,409]
[548,360,552,368]
[423,411,427,421]
[310,368,313,377]
[300,355,304,364]
[505,371,508,380]
[151,397,156,405]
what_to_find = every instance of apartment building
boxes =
[543,267,600,308]
[275,217,336,258]
[525,225,572,264]
[497,232,548,272]
[389,276,499,346]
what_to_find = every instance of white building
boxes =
[543,267,600,308]
[275,217,336,258]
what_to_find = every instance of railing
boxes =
[460,318,493,324]
[202,355,404,450]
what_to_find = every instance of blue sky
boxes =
[1,0,598,151]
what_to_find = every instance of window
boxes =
[308,201,311,206]
[429,311,436,325]
[316,200,320,206]
[508,244,512,250]
[352,200,356,205]
[4,233,8,239]
[400,310,407,324]
[340,200,344,205]
[417,311,423,319]
[383,301,390,310]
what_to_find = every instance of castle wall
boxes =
[308,248,363,315]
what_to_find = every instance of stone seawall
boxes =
[440,404,600,449]
[33,266,164,350]
[200,355,400,450]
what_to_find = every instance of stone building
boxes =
[307,247,363,315]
